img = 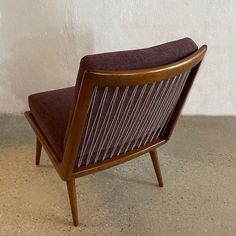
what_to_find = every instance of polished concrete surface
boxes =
[0,115,235,235]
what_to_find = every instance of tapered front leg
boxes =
[150,149,164,187]
[36,137,42,166]
[66,179,79,226]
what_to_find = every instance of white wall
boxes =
[0,0,235,115]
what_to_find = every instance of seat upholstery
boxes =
[28,37,198,163]
[29,87,75,161]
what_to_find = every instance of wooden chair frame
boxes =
[25,45,207,226]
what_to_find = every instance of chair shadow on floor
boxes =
[96,168,158,187]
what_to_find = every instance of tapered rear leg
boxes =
[66,179,79,226]
[36,137,42,166]
[150,149,164,187]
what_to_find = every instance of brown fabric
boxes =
[28,87,75,161]
[28,37,198,163]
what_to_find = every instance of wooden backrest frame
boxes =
[60,45,207,180]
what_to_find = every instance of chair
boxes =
[25,37,207,226]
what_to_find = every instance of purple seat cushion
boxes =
[29,87,75,161]
[28,37,198,163]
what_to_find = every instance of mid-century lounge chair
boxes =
[25,37,207,226]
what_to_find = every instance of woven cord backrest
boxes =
[75,70,190,167]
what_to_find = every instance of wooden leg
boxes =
[66,179,79,226]
[150,149,164,187]
[36,137,42,166]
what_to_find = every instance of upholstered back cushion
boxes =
[67,37,198,167]
[79,37,197,71]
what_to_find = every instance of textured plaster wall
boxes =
[0,0,235,115]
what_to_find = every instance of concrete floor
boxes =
[0,115,235,236]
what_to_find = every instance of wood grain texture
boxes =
[150,150,164,187]
[36,137,42,166]
[66,179,79,226]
